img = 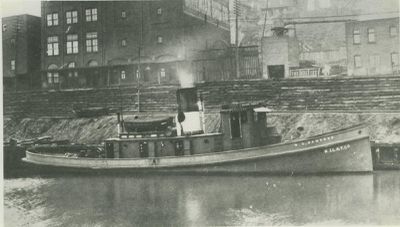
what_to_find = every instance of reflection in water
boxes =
[4,172,400,226]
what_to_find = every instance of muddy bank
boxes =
[3,113,400,145]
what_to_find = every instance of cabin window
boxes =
[175,141,184,156]
[230,112,241,138]
[139,142,149,158]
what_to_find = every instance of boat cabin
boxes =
[104,88,280,159]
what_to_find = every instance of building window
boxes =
[121,70,126,79]
[354,55,362,68]
[369,54,380,68]
[47,36,59,56]
[86,32,98,52]
[390,26,398,37]
[391,53,399,67]
[157,36,163,44]
[66,11,78,24]
[47,72,59,84]
[157,8,162,15]
[367,28,375,43]
[307,0,315,11]
[47,13,59,26]
[68,62,76,68]
[353,29,360,44]
[11,60,15,71]
[66,34,79,54]
[160,68,166,77]
[2,24,6,32]
[121,11,126,18]
[121,39,127,47]
[85,8,97,22]
[10,38,15,45]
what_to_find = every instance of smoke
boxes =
[177,69,194,88]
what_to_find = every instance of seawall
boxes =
[3,76,400,144]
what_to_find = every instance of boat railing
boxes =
[119,131,170,139]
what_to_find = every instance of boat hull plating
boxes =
[23,125,373,174]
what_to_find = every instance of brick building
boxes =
[2,14,41,91]
[41,0,230,89]
[346,15,399,76]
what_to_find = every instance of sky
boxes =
[1,0,41,17]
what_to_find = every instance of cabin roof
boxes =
[220,102,272,113]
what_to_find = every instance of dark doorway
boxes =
[105,142,114,158]
[268,65,285,79]
[230,112,241,138]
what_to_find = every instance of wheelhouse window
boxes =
[47,36,59,56]
[85,8,97,22]
[66,34,79,54]
[390,26,398,37]
[86,32,98,52]
[367,28,376,43]
[47,13,59,26]
[66,11,78,24]
[353,29,360,44]
[354,55,362,68]
[11,60,15,71]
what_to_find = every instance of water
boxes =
[4,171,400,226]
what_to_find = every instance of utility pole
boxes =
[234,0,240,78]
[137,1,144,113]
[262,0,269,37]
[14,16,20,92]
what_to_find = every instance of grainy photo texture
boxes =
[2,0,400,226]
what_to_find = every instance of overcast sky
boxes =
[1,0,41,17]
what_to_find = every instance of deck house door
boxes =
[230,112,241,138]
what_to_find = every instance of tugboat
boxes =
[23,87,373,174]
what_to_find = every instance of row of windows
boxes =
[47,8,97,26]
[47,33,98,56]
[353,26,398,44]
[46,7,164,27]
[47,33,164,56]
[354,53,399,68]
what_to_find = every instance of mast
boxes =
[234,0,240,78]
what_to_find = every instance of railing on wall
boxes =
[191,46,262,81]
[183,0,230,30]
[289,67,321,78]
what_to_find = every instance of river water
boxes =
[4,171,400,226]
